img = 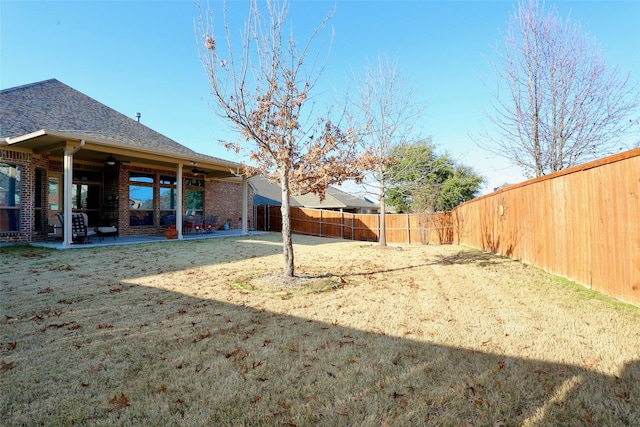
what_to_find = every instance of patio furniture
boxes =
[56,213,97,244]
[95,226,118,242]
[203,215,218,233]
[46,216,63,242]
[161,214,177,239]
[72,213,95,244]
[184,215,204,234]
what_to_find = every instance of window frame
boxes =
[159,175,177,226]
[0,163,21,233]
[185,178,204,217]
[129,172,156,227]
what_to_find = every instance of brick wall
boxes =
[1,149,33,243]
[0,148,251,243]
[119,168,251,235]
[205,179,253,230]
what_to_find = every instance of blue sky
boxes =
[2,0,639,194]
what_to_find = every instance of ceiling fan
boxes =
[104,154,130,166]
[191,167,207,176]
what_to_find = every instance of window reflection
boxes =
[0,163,21,232]
[129,185,154,226]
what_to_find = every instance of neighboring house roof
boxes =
[249,175,378,210]
[0,79,241,176]
[250,176,303,207]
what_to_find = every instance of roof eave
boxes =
[4,129,244,175]
[4,129,48,144]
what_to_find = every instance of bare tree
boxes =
[351,55,421,246]
[484,0,639,177]
[198,0,364,277]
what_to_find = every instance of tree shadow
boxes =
[3,280,637,425]
[296,244,514,280]
[479,205,521,259]
[3,234,289,281]
[453,206,521,259]
[430,249,514,267]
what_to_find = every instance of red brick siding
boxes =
[1,150,33,243]
[0,149,250,243]
[118,165,177,236]
[205,180,252,230]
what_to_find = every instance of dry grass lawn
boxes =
[1,233,639,426]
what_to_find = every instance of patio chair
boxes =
[161,214,177,228]
[203,215,218,233]
[72,213,97,243]
[46,216,63,242]
[56,213,96,244]
[185,214,204,234]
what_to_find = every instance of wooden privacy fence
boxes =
[453,147,640,307]
[252,147,639,306]
[254,205,453,245]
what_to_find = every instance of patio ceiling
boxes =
[6,129,243,179]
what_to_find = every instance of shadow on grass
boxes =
[330,248,512,280]
[430,249,515,267]
[2,235,508,287]
[0,234,287,281]
[2,279,637,426]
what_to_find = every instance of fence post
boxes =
[406,213,411,244]
[264,205,268,231]
[341,210,344,240]
[351,214,355,240]
[319,209,322,237]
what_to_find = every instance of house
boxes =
[0,79,251,246]
[249,175,378,214]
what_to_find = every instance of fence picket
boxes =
[254,205,453,245]
[453,147,640,307]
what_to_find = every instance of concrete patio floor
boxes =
[27,229,268,250]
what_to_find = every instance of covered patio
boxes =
[6,130,250,248]
[1,79,253,246]
[28,228,268,250]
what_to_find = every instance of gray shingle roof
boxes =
[0,79,235,166]
[296,186,378,210]
[249,175,377,210]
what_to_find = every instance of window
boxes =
[129,173,155,226]
[73,170,102,182]
[67,169,104,226]
[159,175,177,226]
[72,184,100,210]
[159,187,177,210]
[0,164,21,232]
[48,177,60,211]
[160,176,176,186]
[185,190,203,216]
[129,185,154,226]
[185,178,204,216]
[35,169,43,231]
[130,173,154,184]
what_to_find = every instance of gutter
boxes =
[70,139,85,154]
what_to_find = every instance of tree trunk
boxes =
[280,169,295,277]
[378,173,387,246]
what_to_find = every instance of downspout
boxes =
[62,140,85,247]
